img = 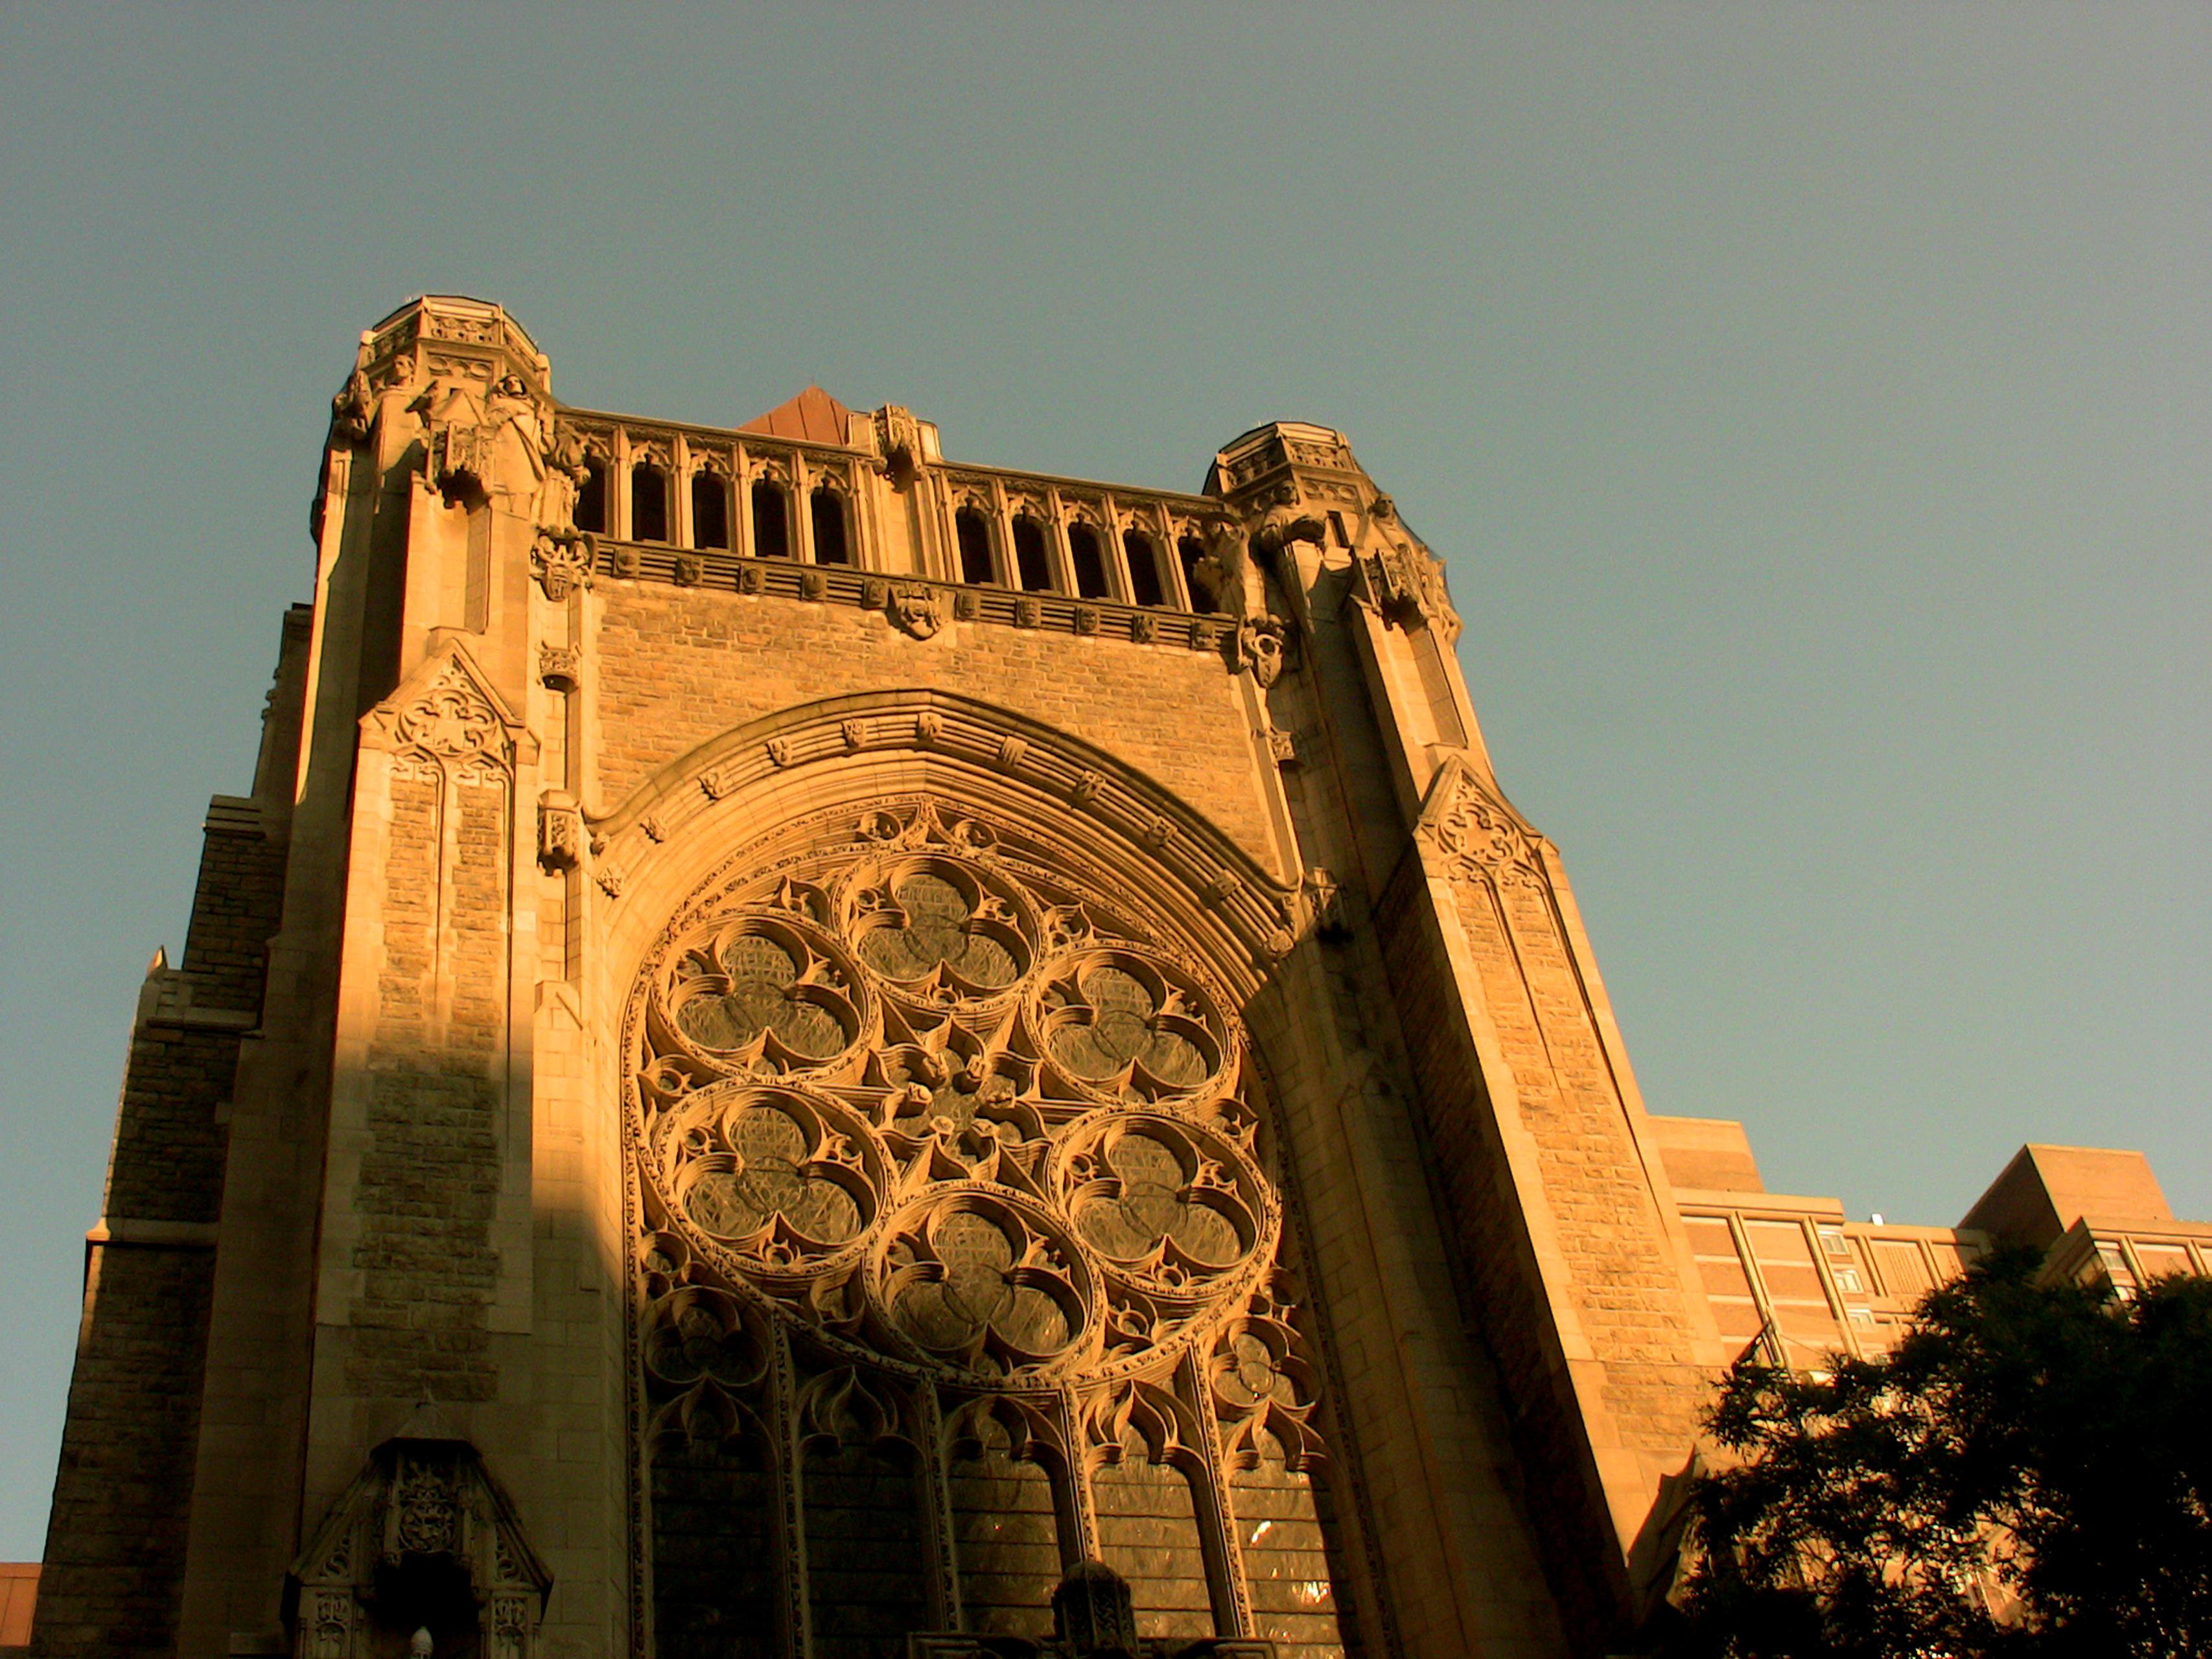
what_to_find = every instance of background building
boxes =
[20,298,2204,1659]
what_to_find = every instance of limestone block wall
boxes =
[32,300,1738,1659]
[34,784,291,1658]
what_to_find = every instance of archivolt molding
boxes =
[587,691,1309,988]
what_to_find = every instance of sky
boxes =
[0,3,2205,1559]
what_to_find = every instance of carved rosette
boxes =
[625,798,1304,1411]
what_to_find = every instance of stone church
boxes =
[27,296,2208,1659]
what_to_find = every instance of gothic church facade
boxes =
[33,294,1775,1659]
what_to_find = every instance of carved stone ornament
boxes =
[876,404,927,483]
[537,643,579,692]
[1304,867,1351,943]
[330,367,373,447]
[1237,616,1288,688]
[1247,508,1325,572]
[286,1433,551,1659]
[538,793,582,872]
[531,528,595,601]
[889,583,945,640]
[428,421,496,500]
[391,666,505,763]
[1418,760,1545,890]
[1368,539,1462,644]
[1196,520,1252,619]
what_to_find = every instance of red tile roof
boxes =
[739,386,856,446]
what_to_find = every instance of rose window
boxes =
[631,808,1283,1397]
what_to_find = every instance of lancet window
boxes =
[811,486,852,566]
[955,505,997,585]
[692,472,731,550]
[1123,530,1167,608]
[1067,522,1112,600]
[753,480,792,560]
[1012,516,1054,592]
[632,461,670,543]
[576,458,609,535]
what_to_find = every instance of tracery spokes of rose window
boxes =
[630,805,1326,1471]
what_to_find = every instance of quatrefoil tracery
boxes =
[633,824,1285,1393]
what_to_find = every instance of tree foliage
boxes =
[1665,1244,2212,1658]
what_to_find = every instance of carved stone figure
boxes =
[889,583,944,638]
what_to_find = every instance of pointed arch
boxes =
[588,690,1306,1006]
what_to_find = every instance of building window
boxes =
[2134,1241,2196,1281]
[955,506,996,584]
[1067,522,1110,599]
[1123,529,1166,607]
[631,463,669,542]
[692,472,730,549]
[1012,516,1053,591]
[811,487,851,566]
[575,458,607,534]
[752,480,791,559]
[1847,1306,1876,1328]
[1833,1267,1865,1294]
[1818,1226,1851,1258]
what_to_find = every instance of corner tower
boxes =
[35,301,1730,1659]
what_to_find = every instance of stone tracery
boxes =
[623,795,1347,1654]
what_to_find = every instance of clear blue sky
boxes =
[0,4,2204,1557]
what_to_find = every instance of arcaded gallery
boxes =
[21,298,2208,1659]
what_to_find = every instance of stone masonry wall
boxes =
[344,756,511,1403]
[1371,856,1625,1655]
[30,1246,215,1659]
[592,586,1277,868]
[34,806,288,1658]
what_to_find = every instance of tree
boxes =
[1662,1244,2212,1658]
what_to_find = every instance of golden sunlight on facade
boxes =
[16,298,2203,1659]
